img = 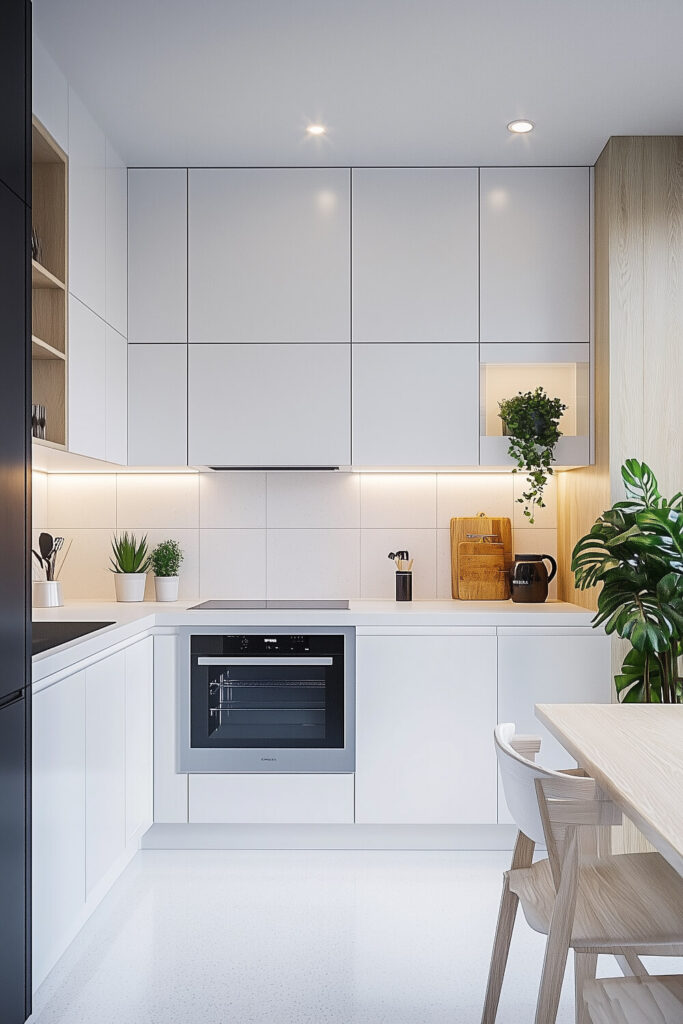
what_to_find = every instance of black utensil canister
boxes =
[396,571,413,602]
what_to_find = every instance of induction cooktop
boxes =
[189,600,349,610]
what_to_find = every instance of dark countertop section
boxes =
[32,621,115,656]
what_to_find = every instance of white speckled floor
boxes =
[28,848,672,1024]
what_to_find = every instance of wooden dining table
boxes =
[535,703,683,876]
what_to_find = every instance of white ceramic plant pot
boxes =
[114,572,147,602]
[154,576,179,602]
[33,580,63,608]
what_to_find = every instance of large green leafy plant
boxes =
[498,386,567,523]
[572,460,683,703]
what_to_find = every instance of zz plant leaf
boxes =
[498,386,567,523]
[571,460,683,703]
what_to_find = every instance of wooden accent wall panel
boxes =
[558,136,683,606]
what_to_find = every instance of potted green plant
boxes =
[572,460,683,703]
[150,539,184,602]
[498,386,567,523]
[110,532,151,602]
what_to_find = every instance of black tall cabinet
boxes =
[0,1,32,1022]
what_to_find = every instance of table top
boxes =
[535,703,683,876]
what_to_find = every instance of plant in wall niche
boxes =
[572,460,683,703]
[498,387,567,523]
[150,539,184,603]
[109,532,151,603]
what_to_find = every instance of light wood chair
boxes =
[583,974,683,1023]
[481,723,683,1024]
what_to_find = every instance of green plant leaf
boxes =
[621,460,661,507]
[110,532,151,574]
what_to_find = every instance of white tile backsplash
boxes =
[33,470,557,601]
[267,529,360,600]
[199,472,266,529]
[360,474,437,528]
[116,474,199,529]
[267,472,360,529]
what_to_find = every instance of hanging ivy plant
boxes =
[498,386,567,523]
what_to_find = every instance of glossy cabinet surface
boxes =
[128,168,187,343]
[68,89,106,318]
[352,343,479,466]
[189,774,355,824]
[480,167,590,343]
[125,638,154,842]
[105,141,128,337]
[68,295,107,460]
[127,343,187,466]
[355,632,498,824]
[352,168,478,342]
[105,325,127,465]
[188,168,350,342]
[32,672,86,992]
[188,343,351,466]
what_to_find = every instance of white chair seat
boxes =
[509,851,683,951]
[583,974,683,1023]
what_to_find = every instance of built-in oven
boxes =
[178,627,355,772]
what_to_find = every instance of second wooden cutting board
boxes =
[450,514,513,599]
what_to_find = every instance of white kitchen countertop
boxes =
[32,598,598,684]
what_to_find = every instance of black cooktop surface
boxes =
[189,600,350,611]
[32,621,115,656]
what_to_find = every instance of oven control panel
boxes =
[190,633,345,657]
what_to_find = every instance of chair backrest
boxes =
[494,722,576,845]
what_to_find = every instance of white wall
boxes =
[32,471,557,602]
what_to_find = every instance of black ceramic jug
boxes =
[509,553,557,603]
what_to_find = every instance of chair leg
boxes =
[615,951,648,977]
[481,875,520,1023]
[481,832,535,1024]
[574,952,597,1024]
[534,831,580,1024]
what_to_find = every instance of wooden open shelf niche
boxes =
[32,117,68,448]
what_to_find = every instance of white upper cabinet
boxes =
[352,343,479,466]
[188,343,350,466]
[68,89,106,317]
[352,168,478,342]
[128,169,187,343]
[105,325,128,465]
[105,140,128,337]
[128,343,187,466]
[480,167,590,343]
[69,295,107,460]
[188,168,350,342]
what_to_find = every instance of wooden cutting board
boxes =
[457,541,509,601]
[450,514,512,599]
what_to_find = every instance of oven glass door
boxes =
[190,639,344,750]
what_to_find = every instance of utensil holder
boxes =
[395,571,412,602]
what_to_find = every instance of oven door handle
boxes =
[196,657,334,667]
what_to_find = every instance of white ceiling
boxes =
[35,0,683,167]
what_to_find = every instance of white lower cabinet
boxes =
[355,632,498,824]
[85,651,127,895]
[33,639,155,991]
[496,628,611,823]
[32,671,86,991]
[189,774,355,824]
[125,637,154,842]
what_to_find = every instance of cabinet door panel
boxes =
[352,343,478,466]
[189,343,350,466]
[189,774,354,824]
[355,635,498,823]
[125,638,154,842]
[480,167,590,343]
[68,89,106,317]
[69,295,106,460]
[105,324,127,465]
[497,633,611,822]
[85,653,126,895]
[189,168,350,342]
[352,168,478,342]
[32,673,86,990]
[105,140,127,337]
[128,169,187,342]
[127,343,187,466]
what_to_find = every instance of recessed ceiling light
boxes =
[507,119,534,134]
[306,124,326,136]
